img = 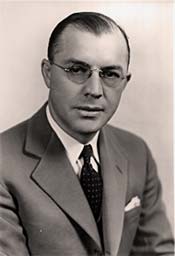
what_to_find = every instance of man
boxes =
[0,12,174,256]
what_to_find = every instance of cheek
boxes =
[50,74,81,99]
[106,90,123,111]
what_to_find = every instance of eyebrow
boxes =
[101,65,123,71]
[63,58,90,67]
[63,58,124,71]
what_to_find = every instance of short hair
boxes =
[48,12,130,68]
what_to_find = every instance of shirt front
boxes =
[46,106,100,177]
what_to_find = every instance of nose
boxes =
[83,70,103,99]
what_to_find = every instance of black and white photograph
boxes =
[0,1,174,255]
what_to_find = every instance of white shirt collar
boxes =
[46,105,100,175]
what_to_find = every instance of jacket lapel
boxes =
[24,105,101,250]
[99,127,128,256]
[24,105,128,254]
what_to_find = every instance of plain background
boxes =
[0,1,174,231]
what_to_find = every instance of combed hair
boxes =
[48,12,130,68]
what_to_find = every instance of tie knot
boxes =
[80,144,93,164]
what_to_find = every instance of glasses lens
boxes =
[67,64,90,84]
[100,69,123,87]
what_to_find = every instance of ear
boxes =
[121,73,131,91]
[41,59,51,89]
[126,73,131,82]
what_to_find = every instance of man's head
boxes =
[47,12,130,69]
[41,12,131,143]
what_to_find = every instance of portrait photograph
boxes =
[0,1,174,255]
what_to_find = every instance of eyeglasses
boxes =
[51,61,128,87]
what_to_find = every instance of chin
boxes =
[76,123,103,135]
[72,117,107,135]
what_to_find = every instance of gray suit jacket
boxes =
[0,104,174,256]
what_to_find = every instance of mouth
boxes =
[75,105,104,118]
[76,106,104,112]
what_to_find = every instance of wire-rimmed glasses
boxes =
[51,61,128,87]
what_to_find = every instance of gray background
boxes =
[0,1,173,230]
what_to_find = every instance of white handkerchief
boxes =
[125,196,141,212]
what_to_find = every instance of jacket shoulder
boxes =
[106,124,147,148]
[105,124,151,163]
[0,104,47,147]
[0,119,28,147]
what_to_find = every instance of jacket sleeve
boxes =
[0,183,30,256]
[130,143,174,256]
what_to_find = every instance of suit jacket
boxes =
[0,104,174,256]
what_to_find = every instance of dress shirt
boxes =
[46,106,100,177]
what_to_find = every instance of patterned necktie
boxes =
[80,145,103,221]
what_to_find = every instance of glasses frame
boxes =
[51,61,128,86]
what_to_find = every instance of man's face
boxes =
[42,26,130,142]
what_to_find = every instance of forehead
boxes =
[54,26,128,71]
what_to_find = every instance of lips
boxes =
[76,106,104,112]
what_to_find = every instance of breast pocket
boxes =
[124,206,141,224]
[119,206,142,253]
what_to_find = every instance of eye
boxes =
[102,70,121,79]
[69,65,88,75]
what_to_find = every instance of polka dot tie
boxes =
[80,145,103,221]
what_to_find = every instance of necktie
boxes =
[80,145,103,221]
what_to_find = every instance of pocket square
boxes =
[125,196,141,212]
